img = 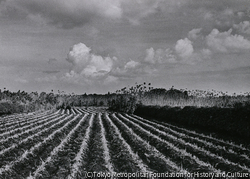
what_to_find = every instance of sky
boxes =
[0,0,250,94]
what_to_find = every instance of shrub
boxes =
[108,94,137,114]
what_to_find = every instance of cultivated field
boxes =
[0,107,249,178]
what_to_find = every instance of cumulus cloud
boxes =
[142,34,210,66]
[171,28,250,65]
[81,55,113,77]
[172,30,214,64]
[188,28,202,40]
[111,56,158,80]
[161,27,250,65]
[144,48,155,63]
[114,36,209,79]
[124,60,140,69]
[175,38,194,58]
[144,48,177,64]
[65,43,115,83]
[174,39,205,65]
[112,59,159,80]
[206,28,250,53]
[141,27,235,66]
[233,21,250,34]
[66,43,91,67]
[203,8,239,29]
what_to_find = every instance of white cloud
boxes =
[124,60,140,69]
[82,55,113,77]
[65,42,115,82]
[233,21,250,34]
[144,47,155,63]
[144,48,177,64]
[66,43,91,67]
[111,58,155,79]
[203,8,238,28]
[172,33,213,64]
[188,28,202,40]
[175,38,194,58]
[62,70,83,84]
[206,28,250,53]
[155,48,177,63]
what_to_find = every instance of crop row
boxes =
[131,114,250,156]
[0,114,72,165]
[120,114,250,172]
[0,107,248,178]
[0,111,61,139]
[0,113,68,150]
[0,110,56,130]
[0,113,82,178]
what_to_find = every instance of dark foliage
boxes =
[108,94,137,114]
[135,104,250,139]
[0,102,24,116]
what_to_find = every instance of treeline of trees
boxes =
[0,84,188,115]
[1,83,249,115]
[0,88,126,115]
[0,90,59,115]
[106,83,250,113]
[107,83,189,113]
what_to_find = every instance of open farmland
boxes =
[0,107,249,178]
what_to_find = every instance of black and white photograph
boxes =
[0,0,249,178]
